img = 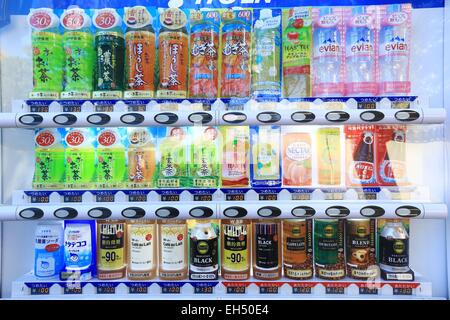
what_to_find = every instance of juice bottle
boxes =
[317,127,341,186]
[156,127,188,188]
[159,220,188,280]
[61,7,95,99]
[221,219,251,280]
[93,8,125,98]
[282,7,312,98]
[96,128,127,189]
[33,129,65,189]
[281,129,312,187]
[64,128,96,189]
[282,219,313,280]
[157,8,189,98]
[252,220,282,280]
[251,9,282,97]
[220,9,252,98]
[28,8,64,99]
[126,220,157,280]
[251,126,281,188]
[97,220,126,280]
[124,6,155,99]
[189,10,220,98]
[221,126,250,188]
[127,128,156,188]
[189,126,220,188]
[189,220,219,280]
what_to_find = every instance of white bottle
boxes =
[34,223,64,278]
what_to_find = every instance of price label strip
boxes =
[221,189,249,201]
[157,189,184,202]
[27,100,51,112]
[222,282,251,294]
[189,189,216,202]
[124,190,151,202]
[356,283,381,295]
[286,188,314,201]
[257,282,284,294]
[157,282,186,294]
[391,283,418,296]
[26,282,53,296]
[26,191,52,204]
[92,190,118,203]
[63,282,85,295]
[93,282,120,294]
[323,282,351,295]
[60,100,84,112]
[126,282,153,294]
[254,188,281,201]
[124,99,150,112]
[59,190,85,203]
[289,282,317,295]
[191,282,218,294]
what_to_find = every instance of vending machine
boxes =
[0,0,449,300]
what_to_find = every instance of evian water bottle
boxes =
[345,6,377,96]
[379,4,411,95]
[312,7,344,97]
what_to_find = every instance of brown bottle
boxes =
[282,219,313,280]
[252,219,282,280]
[158,219,188,280]
[97,220,126,280]
[221,219,251,280]
[126,220,157,280]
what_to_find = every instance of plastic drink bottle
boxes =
[345,6,376,96]
[61,7,95,99]
[34,223,64,278]
[252,9,281,97]
[313,7,344,97]
[379,4,411,95]
[28,8,64,99]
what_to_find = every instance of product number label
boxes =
[226,194,245,201]
[357,101,377,109]
[129,194,148,202]
[292,286,312,294]
[259,285,279,294]
[194,285,214,294]
[359,287,378,295]
[326,286,345,294]
[64,195,82,203]
[64,285,83,295]
[161,194,180,202]
[30,105,49,112]
[96,285,116,294]
[30,286,51,295]
[194,194,213,202]
[128,105,147,112]
[96,194,115,202]
[226,286,246,294]
[31,195,50,203]
[259,194,278,201]
[95,104,114,112]
[129,285,148,294]
[161,286,181,294]
[63,105,82,112]
[393,287,413,295]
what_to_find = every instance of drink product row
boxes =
[28,3,412,100]
[34,218,412,282]
[33,124,408,190]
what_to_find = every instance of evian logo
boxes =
[385,36,408,53]
[98,130,117,147]
[36,130,55,147]
[28,10,52,30]
[351,14,371,27]
[61,9,85,30]
[351,38,373,54]
[387,12,407,26]
[194,0,272,5]
[286,142,311,162]
[318,39,340,55]
[66,131,85,147]
[319,14,339,27]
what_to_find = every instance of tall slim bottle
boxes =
[158,219,188,280]
[97,220,126,280]
[126,220,157,280]
[252,220,282,280]
[221,219,251,280]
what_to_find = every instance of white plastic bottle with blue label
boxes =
[34,223,64,278]
[345,6,376,96]
[64,223,92,279]
[313,7,344,97]
[379,4,411,95]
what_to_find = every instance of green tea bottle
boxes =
[93,8,125,99]
[33,129,65,189]
[96,128,127,189]
[64,128,96,189]
[61,7,95,99]
[28,8,64,99]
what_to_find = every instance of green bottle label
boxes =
[190,127,219,188]
[97,148,126,188]
[66,149,96,188]
[34,149,65,188]
[157,128,187,188]
[95,32,125,91]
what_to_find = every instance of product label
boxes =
[61,8,88,30]
[318,237,338,251]
[93,9,121,30]
[346,21,373,57]
[286,237,306,251]
[351,268,378,278]
[129,224,155,271]
[223,224,248,272]
[160,225,186,271]
[350,161,375,183]
[190,237,218,273]
[255,225,279,269]
[286,142,311,162]
[380,160,407,183]
[126,30,155,93]
[318,268,345,278]
[36,130,56,147]
[64,224,92,270]
[66,130,85,147]
[99,223,125,271]
[124,6,152,29]
[286,269,313,278]
[380,237,409,267]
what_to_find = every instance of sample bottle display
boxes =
[221,126,250,187]
[221,219,251,280]
[159,219,188,280]
[97,220,126,280]
[127,128,156,187]
[379,219,410,273]
[93,8,125,96]
[282,219,313,280]
[126,220,157,280]
[28,8,64,99]
[61,7,95,98]
[189,220,219,280]
[314,219,346,280]
[124,6,155,98]
[252,220,282,280]
[157,7,189,98]
[317,127,341,186]
[63,222,93,279]
[34,223,64,278]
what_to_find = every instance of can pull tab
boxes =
[121,113,145,125]
[19,114,44,126]
[54,207,78,219]
[53,114,77,126]
[395,110,420,122]
[87,113,111,125]
[154,112,178,125]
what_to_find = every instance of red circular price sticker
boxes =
[95,10,117,29]
[29,11,52,30]
[36,131,55,147]
[66,131,85,147]
[62,10,85,30]
[98,130,117,146]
